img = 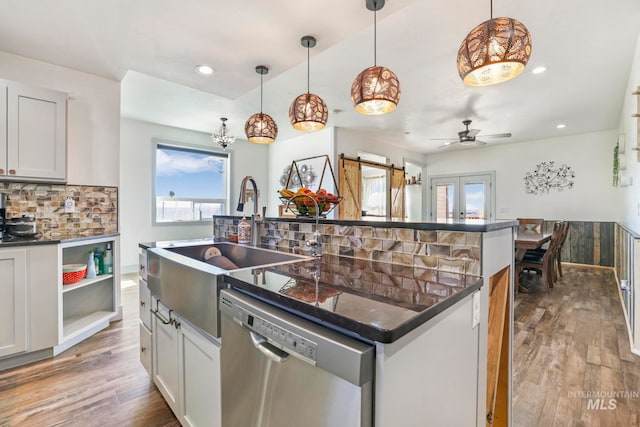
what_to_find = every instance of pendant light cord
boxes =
[307,43,310,94]
[260,72,263,114]
[490,0,493,19]
[373,8,377,66]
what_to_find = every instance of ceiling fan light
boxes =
[351,65,400,115]
[245,112,277,144]
[289,93,328,131]
[457,17,532,87]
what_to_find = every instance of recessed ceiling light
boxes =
[532,66,546,74]
[556,123,566,129]
[195,65,215,75]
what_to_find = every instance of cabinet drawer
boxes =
[139,251,148,281]
[139,278,151,330]
[139,322,152,375]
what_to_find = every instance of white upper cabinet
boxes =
[0,80,67,182]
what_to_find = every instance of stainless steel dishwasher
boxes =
[219,289,374,427]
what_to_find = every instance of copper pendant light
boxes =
[245,65,278,144]
[350,0,400,115]
[289,36,328,131]
[457,0,532,86]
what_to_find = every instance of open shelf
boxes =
[62,274,113,293]
[63,310,114,340]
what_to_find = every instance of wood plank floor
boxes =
[2,267,639,426]
[514,264,640,427]
[0,273,179,427]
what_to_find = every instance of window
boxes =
[429,172,495,222]
[153,139,229,224]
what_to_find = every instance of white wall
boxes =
[0,51,120,186]
[619,31,640,233]
[335,127,427,167]
[266,127,335,217]
[426,130,622,221]
[120,118,268,271]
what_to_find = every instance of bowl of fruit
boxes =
[279,188,341,217]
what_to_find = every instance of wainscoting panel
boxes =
[545,220,615,267]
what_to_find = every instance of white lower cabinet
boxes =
[0,248,27,357]
[139,323,152,375]
[151,298,221,427]
[180,320,221,427]
[0,245,58,364]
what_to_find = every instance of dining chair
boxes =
[517,222,563,293]
[517,218,544,234]
[555,221,570,277]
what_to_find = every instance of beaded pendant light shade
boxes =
[350,0,400,115]
[245,65,278,144]
[212,117,235,149]
[289,36,328,131]
[457,0,532,87]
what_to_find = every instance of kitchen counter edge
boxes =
[224,273,483,344]
[0,232,120,247]
[215,215,517,232]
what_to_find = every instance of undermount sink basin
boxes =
[165,242,306,270]
[147,241,309,338]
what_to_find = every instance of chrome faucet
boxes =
[285,194,322,258]
[237,176,260,246]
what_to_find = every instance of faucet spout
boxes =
[237,176,258,215]
[237,176,260,246]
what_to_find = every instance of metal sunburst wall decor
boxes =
[524,161,575,195]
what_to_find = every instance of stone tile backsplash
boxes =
[214,217,481,276]
[0,182,118,237]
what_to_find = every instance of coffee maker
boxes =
[0,193,6,240]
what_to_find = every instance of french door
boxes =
[429,173,494,221]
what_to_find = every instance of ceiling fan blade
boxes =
[467,129,481,138]
[430,137,459,141]
[481,132,512,138]
[474,139,488,145]
[438,141,459,148]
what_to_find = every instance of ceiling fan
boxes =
[432,119,512,148]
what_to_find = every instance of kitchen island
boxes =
[140,218,516,426]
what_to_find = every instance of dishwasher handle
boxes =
[250,331,289,363]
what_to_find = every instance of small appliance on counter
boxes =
[0,194,6,239]
[6,215,38,237]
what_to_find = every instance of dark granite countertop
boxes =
[214,214,517,232]
[0,232,120,247]
[224,253,482,344]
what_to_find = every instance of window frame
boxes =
[151,138,231,226]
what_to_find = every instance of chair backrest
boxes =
[546,222,564,257]
[517,218,544,234]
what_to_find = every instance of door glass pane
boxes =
[361,165,387,219]
[463,182,486,220]
[435,184,455,222]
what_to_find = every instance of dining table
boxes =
[515,231,552,293]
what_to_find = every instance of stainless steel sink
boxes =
[165,242,305,269]
[147,241,309,338]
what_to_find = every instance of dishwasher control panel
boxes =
[247,313,318,362]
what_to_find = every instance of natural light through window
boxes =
[153,140,228,224]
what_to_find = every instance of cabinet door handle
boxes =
[8,169,16,175]
[0,169,4,174]
[140,300,145,307]
[141,346,146,353]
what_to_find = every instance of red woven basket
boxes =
[63,264,87,285]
